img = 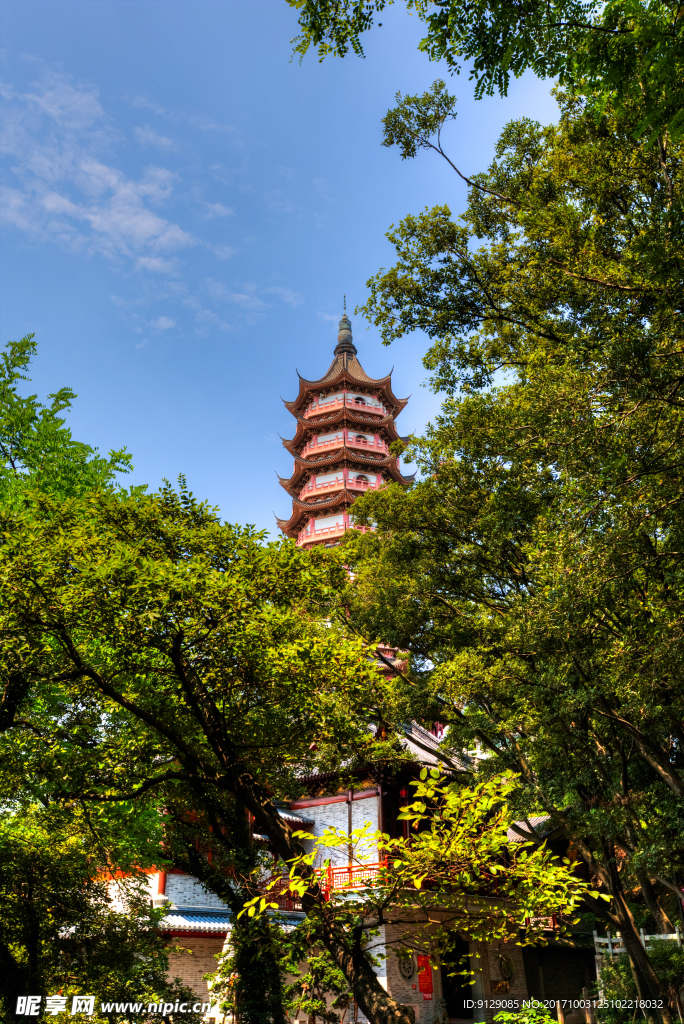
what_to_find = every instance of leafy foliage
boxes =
[0,806,197,1023]
[339,82,684,1021]
[595,942,684,1023]
[0,482,419,1024]
[493,1008,554,1024]
[252,772,596,969]
[0,335,134,507]
[288,0,684,138]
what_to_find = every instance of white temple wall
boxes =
[165,873,228,909]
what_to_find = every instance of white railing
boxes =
[593,928,682,955]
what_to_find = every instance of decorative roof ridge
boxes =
[290,491,356,512]
[289,449,399,467]
[293,411,399,428]
[295,367,393,390]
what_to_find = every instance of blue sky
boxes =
[0,0,558,533]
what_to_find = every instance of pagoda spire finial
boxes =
[335,298,357,357]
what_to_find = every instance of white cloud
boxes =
[313,176,333,202]
[129,96,167,116]
[128,95,237,135]
[204,202,234,218]
[150,316,176,330]
[203,278,266,310]
[318,312,341,322]
[0,70,196,269]
[263,286,303,307]
[135,125,177,150]
[136,256,180,274]
[212,244,235,260]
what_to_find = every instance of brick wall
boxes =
[166,934,226,1000]
[481,941,529,1023]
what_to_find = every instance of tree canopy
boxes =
[0,335,134,507]
[0,480,422,1024]
[340,83,684,1023]
[288,0,684,139]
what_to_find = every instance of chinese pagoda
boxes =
[277,311,413,548]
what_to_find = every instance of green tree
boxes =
[0,335,134,506]
[213,918,352,1024]
[597,941,684,1023]
[253,772,597,972]
[0,484,419,1024]
[0,806,198,1023]
[288,0,684,139]
[337,84,684,1022]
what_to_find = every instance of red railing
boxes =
[296,524,375,547]
[263,862,387,911]
[299,476,344,499]
[323,861,386,891]
[296,523,346,547]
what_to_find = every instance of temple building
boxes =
[143,311,597,1024]
[276,311,414,547]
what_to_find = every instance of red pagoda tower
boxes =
[277,311,413,548]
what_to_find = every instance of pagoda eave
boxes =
[284,446,400,469]
[291,490,356,513]
[282,356,407,416]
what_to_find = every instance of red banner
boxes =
[417,956,433,1000]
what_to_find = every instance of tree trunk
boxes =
[318,917,415,1024]
[232,915,288,1024]
[612,890,671,1024]
[227,769,416,1024]
[637,871,675,935]
[576,840,671,1024]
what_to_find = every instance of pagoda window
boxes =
[316,431,344,444]
[353,433,374,444]
[355,475,369,483]
[314,472,343,486]
[347,392,383,409]
[313,513,344,532]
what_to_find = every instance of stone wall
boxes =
[481,940,529,1023]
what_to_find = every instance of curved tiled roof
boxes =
[159,908,232,934]
[283,357,408,417]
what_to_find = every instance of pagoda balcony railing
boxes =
[296,523,347,546]
[296,523,374,547]
[298,476,382,500]
[300,435,389,458]
[304,397,387,419]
